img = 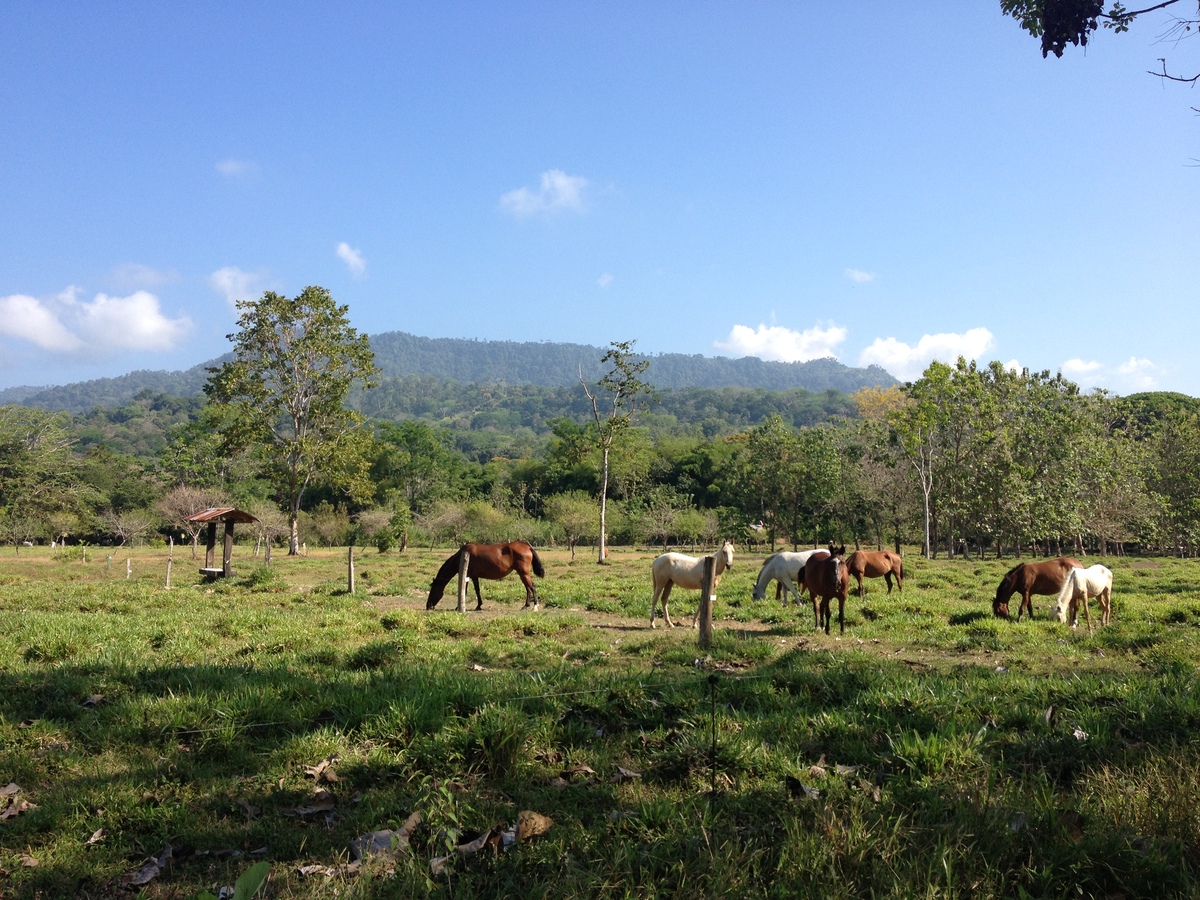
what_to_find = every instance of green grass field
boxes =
[2,544,1199,898]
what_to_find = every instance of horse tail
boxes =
[530,547,545,579]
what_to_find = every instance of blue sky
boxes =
[1,4,1197,394]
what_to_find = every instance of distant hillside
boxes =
[2,331,895,414]
[368,332,897,392]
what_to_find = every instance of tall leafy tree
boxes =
[205,286,379,554]
[0,405,97,544]
[580,340,655,563]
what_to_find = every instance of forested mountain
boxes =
[1,331,895,414]
[368,332,897,392]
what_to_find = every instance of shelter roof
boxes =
[183,507,260,524]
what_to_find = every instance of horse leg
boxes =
[650,580,662,628]
[856,573,865,600]
[838,594,845,635]
[1017,590,1031,622]
[661,582,675,628]
[518,568,538,610]
[821,596,832,635]
[472,578,484,611]
[1082,595,1093,635]
[884,572,894,594]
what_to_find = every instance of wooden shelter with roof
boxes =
[184,507,259,578]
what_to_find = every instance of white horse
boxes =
[1053,564,1113,633]
[751,549,827,606]
[650,540,735,629]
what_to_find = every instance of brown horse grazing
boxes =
[845,550,905,599]
[426,542,545,611]
[992,556,1082,620]
[803,545,849,635]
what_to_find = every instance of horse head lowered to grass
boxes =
[650,539,734,629]
[750,549,828,607]
[426,541,544,611]
[1053,564,1113,633]
[992,557,1082,620]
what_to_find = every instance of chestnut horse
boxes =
[992,556,1082,620]
[426,541,545,611]
[650,540,735,629]
[803,545,849,635]
[845,549,905,599]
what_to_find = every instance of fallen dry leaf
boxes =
[350,812,421,861]
[86,828,105,845]
[20,854,38,867]
[237,799,260,821]
[297,864,337,877]
[281,795,337,817]
[82,694,105,708]
[0,784,20,798]
[124,843,173,887]
[785,775,820,800]
[304,756,339,784]
[516,810,553,841]
[807,754,828,779]
[1,798,37,822]
[611,766,642,783]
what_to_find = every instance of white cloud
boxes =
[0,288,190,355]
[69,291,191,351]
[0,293,84,351]
[216,158,258,178]
[844,268,876,284]
[1116,357,1159,390]
[500,169,588,218]
[597,272,614,288]
[209,267,265,307]
[111,262,179,290]
[857,327,994,381]
[715,322,848,362]
[1061,358,1103,376]
[1062,356,1160,392]
[336,242,367,277]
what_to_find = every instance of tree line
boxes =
[3,289,1200,561]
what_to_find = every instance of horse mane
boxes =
[432,546,467,589]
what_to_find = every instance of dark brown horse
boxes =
[803,545,849,635]
[992,556,1082,620]
[426,541,545,611]
[845,549,905,599]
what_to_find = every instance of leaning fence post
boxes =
[457,548,471,613]
[698,555,715,649]
[126,557,132,581]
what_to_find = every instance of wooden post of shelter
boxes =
[204,522,217,570]
[457,547,471,613]
[698,555,715,649]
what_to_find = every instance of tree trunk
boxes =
[597,446,610,564]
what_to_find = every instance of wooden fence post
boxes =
[166,536,173,589]
[457,548,471,613]
[347,545,356,594]
[698,555,715,649]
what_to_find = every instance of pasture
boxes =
[2,544,1200,898]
